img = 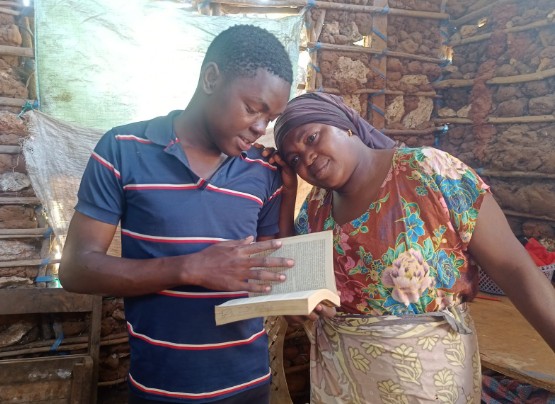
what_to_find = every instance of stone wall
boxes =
[439,0,555,239]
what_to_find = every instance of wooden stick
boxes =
[434,115,555,125]
[477,169,555,180]
[0,96,34,107]
[0,342,88,358]
[0,258,60,268]
[0,227,48,237]
[0,196,41,205]
[468,0,491,12]
[0,6,18,16]
[0,333,128,358]
[306,8,326,92]
[216,5,299,14]
[35,209,51,289]
[0,45,33,58]
[369,0,388,129]
[451,0,511,26]
[434,67,555,89]
[303,42,443,63]
[320,87,438,97]
[98,377,127,387]
[451,19,555,47]
[209,0,449,19]
[0,1,21,7]
[0,341,128,364]
[503,209,555,223]
[383,128,439,136]
[0,145,21,154]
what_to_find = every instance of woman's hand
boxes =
[258,145,298,192]
[285,302,337,326]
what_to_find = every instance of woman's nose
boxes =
[302,149,316,166]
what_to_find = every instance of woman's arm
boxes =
[468,193,555,351]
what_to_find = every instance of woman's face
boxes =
[279,122,355,189]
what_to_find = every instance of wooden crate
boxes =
[0,288,101,404]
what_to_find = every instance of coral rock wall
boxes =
[439,0,555,237]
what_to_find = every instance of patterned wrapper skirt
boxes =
[306,304,482,404]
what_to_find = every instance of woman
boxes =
[272,92,555,403]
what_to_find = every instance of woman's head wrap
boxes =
[273,92,395,151]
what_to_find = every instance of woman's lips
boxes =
[310,159,329,179]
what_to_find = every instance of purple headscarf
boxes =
[273,92,395,151]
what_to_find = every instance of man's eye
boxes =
[245,105,256,114]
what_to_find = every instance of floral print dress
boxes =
[296,147,490,316]
[295,147,490,403]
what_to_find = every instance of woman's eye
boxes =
[307,133,317,143]
[290,156,299,166]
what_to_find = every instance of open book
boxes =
[215,231,340,325]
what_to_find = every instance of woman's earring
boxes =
[347,129,353,137]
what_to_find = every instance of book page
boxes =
[215,289,340,325]
[250,231,336,296]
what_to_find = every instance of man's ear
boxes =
[201,62,221,95]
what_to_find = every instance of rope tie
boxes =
[308,62,321,73]
[370,104,385,116]
[372,28,387,42]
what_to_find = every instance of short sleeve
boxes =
[75,129,124,225]
[420,147,490,248]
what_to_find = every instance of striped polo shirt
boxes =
[76,110,283,402]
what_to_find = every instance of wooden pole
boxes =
[0,145,21,154]
[0,258,60,268]
[98,377,127,387]
[477,169,555,180]
[320,87,438,97]
[0,1,21,7]
[0,333,129,358]
[0,196,41,205]
[306,9,326,92]
[434,115,555,125]
[303,42,443,64]
[368,0,387,129]
[0,97,34,107]
[451,0,512,26]
[209,0,449,19]
[450,19,555,47]
[0,227,48,238]
[434,67,555,89]
[216,5,299,14]
[0,45,33,58]
[0,6,18,16]
[503,209,555,223]
[383,128,439,136]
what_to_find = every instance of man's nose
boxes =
[250,117,268,138]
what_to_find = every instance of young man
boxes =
[59,25,294,403]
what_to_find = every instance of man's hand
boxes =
[185,236,293,292]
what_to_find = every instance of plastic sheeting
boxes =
[35,0,303,130]
[22,110,124,254]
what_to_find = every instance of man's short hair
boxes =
[202,24,293,84]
